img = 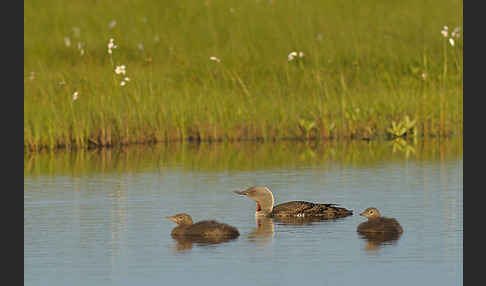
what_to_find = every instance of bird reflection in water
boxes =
[358,231,402,251]
[171,236,239,252]
[272,215,344,225]
[247,215,350,245]
[248,216,275,244]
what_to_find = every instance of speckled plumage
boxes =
[233,186,353,219]
[271,201,352,218]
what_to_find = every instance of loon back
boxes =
[270,201,353,219]
[357,217,403,233]
[171,220,240,240]
[185,220,240,238]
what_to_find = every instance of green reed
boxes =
[24,0,463,151]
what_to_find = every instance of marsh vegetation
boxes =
[24,0,462,150]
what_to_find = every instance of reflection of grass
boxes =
[24,138,462,176]
[24,0,462,150]
[390,138,416,158]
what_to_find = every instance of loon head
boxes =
[233,186,275,216]
[360,207,382,219]
[166,213,194,226]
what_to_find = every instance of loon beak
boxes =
[359,212,365,217]
[233,190,248,196]
[233,190,262,212]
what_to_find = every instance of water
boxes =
[24,139,463,285]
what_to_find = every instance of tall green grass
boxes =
[24,0,463,151]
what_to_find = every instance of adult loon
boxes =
[357,207,403,233]
[166,213,240,243]
[233,186,353,219]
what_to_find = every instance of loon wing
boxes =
[272,201,352,218]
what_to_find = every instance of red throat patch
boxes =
[256,203,262,211]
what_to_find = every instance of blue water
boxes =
[24,142,463,286]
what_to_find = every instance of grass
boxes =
[24,0,463,151]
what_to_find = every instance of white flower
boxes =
[441,25,449,38]
[77,42,85,56]
[29,72,35,81]
[288,51,304,61]
[115,65,126,75]
[119,77,130,86]
[138,43,144,51]
[209,56,221,63]
[421,72,428,80]
[108,20,117,29]
[108,38,115,48]
[107,38,118,54]
[449,38,455,46]
[288,51,298,61]
[64,37,71,47]
[72,91,79,101]
[451,26,461,38]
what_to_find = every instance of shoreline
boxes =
[24,132,462,153]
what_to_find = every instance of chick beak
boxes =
[165,216,177,223]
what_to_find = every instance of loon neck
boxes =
[258,187,275,214]
[255,209,272,217]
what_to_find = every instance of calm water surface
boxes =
[24,139,463,286]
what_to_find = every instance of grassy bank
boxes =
[24,0,463,151]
